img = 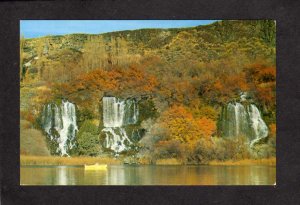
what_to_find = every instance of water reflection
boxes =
[83,169,108,185]
[20,165,276,185]
[57,166,67,185]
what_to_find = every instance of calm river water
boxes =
[20,165,276,185]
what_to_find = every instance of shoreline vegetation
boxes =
[20,155,276,166]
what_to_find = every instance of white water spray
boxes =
[102,97,138,152]
[42,100,78,156]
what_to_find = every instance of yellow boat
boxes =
[84,163,107,170]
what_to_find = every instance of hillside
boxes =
[20,20,276,162]
[21,20,275,83]
[20,120,50,156]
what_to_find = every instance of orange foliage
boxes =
[244,63,276,107]
[197,117,216,139]
[159,105,216,149]
[269,123,276,137]
[161,104,193,120]
[208,72,249,104]
[213,80,223,91]
[245,63,276,84]
[258,66,276,83]
[20,110,35,124]
[256,86,275,106]
[53,65,159,98]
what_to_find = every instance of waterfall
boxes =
[219,102,268,145]
[103,97,125,127]
[248,104,269,146]
[224,102,248,139]
[102,97,138,153]
[102,127,131,153]
[42,100,78,156]
[103,97,139,127]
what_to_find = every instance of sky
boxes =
[20,20,218,38]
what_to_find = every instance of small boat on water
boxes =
[84,163,107,170]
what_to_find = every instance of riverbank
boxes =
[208,157,276,166]
[20,155,276,166]
[20,155,122,166]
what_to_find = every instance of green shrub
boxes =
[76,120,100,156]
[138,99,159,124]
[77,108,95,127]
[77,132,101,156]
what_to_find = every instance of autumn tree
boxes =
[159,105,216,147]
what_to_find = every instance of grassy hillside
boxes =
[20,120,50,156]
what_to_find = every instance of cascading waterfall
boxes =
[102,97,139,153]
[248,104,269,146]
[102,127,131,153]
[103,97,126,127]
[41,100,78,156]
[219,102,268,145]
[225,102,249,138]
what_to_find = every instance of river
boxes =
[20,165,275,185]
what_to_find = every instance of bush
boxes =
[76,120,100,156]
[77,132,101,156]
[212,137,250,161]
[154,139,183,159]
[138,99,159,124]
[193,138,214,163]
[250,136,276,159]
[77,108,95,127]
[251,143,275,159]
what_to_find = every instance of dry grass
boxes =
[20,155,276,166]
[20,155,122,166]
[20,120,50,156]
[155,158,181,165]
[208,157,276,166]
